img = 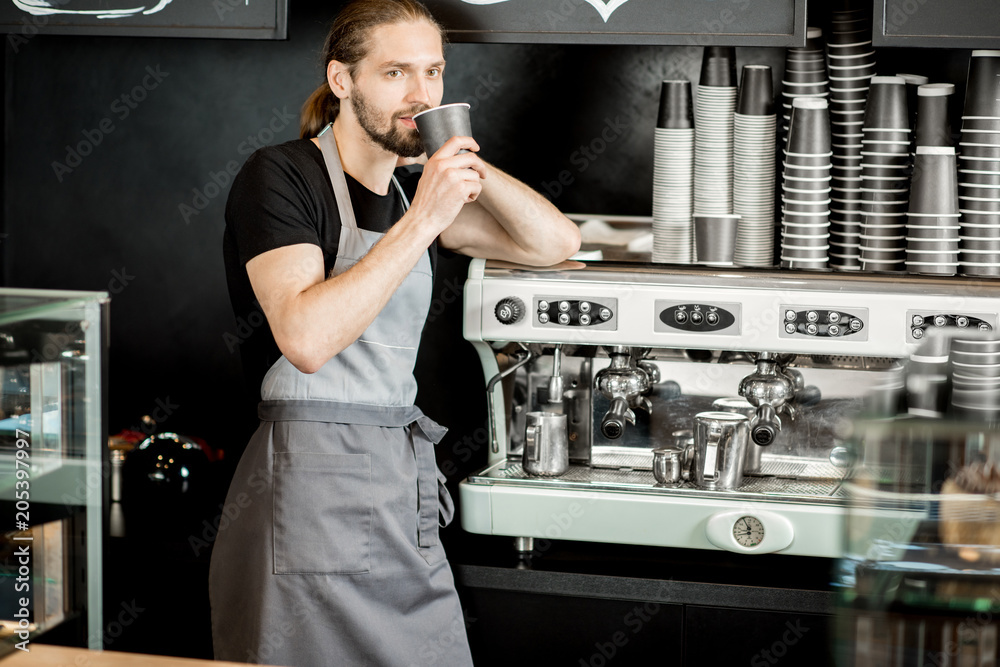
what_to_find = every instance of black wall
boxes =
[0,0,982,659]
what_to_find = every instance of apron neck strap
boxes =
[318,123,411,228]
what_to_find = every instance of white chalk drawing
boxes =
[460,0,631,23]
[10,0,199,20]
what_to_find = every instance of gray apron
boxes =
[209,125,471,667]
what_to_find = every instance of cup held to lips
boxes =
[412,102,473,157]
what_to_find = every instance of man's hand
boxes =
[406,135,487,236]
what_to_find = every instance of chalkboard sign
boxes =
[1,0,287,39]
[425,0,805,47]
[875,0,1000,48]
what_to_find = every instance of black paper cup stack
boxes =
[958,51,1000,277]
[781,27,828,144]
[897,73,929,158]
[653,80,696,264]
[859,76,911,273]
[733,65,777,266]
[915,83,955,148]
[694,47,737,217]
[950,337,1000,423]
[906,147,961,275]
[827,8,877,271]
[781,97,831,270]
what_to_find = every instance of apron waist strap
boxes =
[258,399,424,427]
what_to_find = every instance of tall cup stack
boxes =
[781,28,828,146]
[733,65,777,266]
[859,76,911,273]
[694,47,737,216]
[652,80,696,264]
[827,6,877,271]
[780,97,832,270]
[957,51,1000,277]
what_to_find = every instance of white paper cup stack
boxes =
[694,47,737,217]
[652,79,696,264]
[733,65,777,266]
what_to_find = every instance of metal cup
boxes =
[523,411,569,477]
[652,447,684,486]
[692,411,750,490]
[712,397,762,472]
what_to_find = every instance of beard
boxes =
[350,88,427,158]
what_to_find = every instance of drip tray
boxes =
[589,446,844,479]
[468,457,849,505]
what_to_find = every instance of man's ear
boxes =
[326,60,351,100]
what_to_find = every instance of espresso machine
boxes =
[459,259,1000,557]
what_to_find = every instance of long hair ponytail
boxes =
[299,0,446,139]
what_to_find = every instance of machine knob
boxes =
[912,315,924,327]
[912,327,924,339]
[599,308,613,321]
[784,310,797,322]
[558,313,571,325]
[495,298,524,325]
[981,323,993,332]
[706,312,719,326]
[850,318,863,332]
[579,301,591,313]
[784,323,796,334]
[828,312,841,324]
[956,316,969,328]
[828,324,841,337]
[690,311,704,324]
[558,301,571,313]
[538,300,550,313]
[806,323,818,336]
[538,312,550,324]
[806,311,819,323]
[934,315,948,327]
[579,313,592,326]
[675,310,688,324]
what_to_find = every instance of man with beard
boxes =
[211,1,580,665]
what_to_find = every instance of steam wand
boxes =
[485,344,533,454]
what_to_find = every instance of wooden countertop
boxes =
[2,645,285,667]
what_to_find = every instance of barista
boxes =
[209,0,581,665]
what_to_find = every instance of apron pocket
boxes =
[273,452,372,575]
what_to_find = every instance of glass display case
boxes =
[836,329,1000,665]
[0,289,108,654]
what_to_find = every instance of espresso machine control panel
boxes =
[779,306,868,341]
[533,296,617,330]
[653,300,740,335]
[906,310,996,341]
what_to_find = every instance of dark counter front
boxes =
[447,534,840,666]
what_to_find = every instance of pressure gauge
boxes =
[732,516,765,548]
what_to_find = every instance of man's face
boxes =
[346,21,445,158]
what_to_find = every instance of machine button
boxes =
[579,301,591,313]
[706,312,719,326]
[558,301,571,313]
[806,323,818,335]
[538,300,550,313]
[599,308,612,321]
[850,318,863,332]
[934,315,948,327]
[690,311,704,324]
[956,316,970,328]
[578,313,592,326]
[558,313,571,325]
[674,310,688,324]
[828,312,841,324]
[494,297,524,325]
[981,323,993,332]
[538,312,550,324]
[912,327,924,339]
[912,315,924,327]
[806,311,819,323]
[785,323,796,334]
[785,310,797,322]
[828,324,841,337]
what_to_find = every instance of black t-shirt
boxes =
[222,138,430,411]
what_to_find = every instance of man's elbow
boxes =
[536,224,581,266]
[272,332,326,375]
